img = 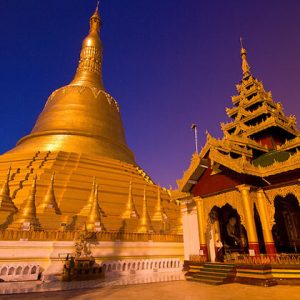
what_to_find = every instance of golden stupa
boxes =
[0,5,181,234]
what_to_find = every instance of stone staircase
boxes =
[186,262,236,285]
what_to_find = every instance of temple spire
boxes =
[37,173,61,215]
[152,186,165,222]
[240,37,250,76]
[71,5,104,89]
[0,167,17,213]
[86,183,105,231]
[79,177,96,216]
[137,188,154,233]
[121,180,139,219]
[9,175,41,231]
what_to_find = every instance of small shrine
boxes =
[62,230,104,281]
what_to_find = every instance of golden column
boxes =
[195,197,208,259]
[238,185,260,255]
[257,189,276,255]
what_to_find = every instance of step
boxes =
[204,263,235,268]
[198,268,234,274]
[193,274,227,281]
[202,266,234,272]
[186,276,223,285]
[195,270,232,277]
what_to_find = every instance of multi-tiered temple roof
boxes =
[178,42,300,193]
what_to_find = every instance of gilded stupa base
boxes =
[0,150,182,234]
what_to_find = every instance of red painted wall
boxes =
[192,167,243,197]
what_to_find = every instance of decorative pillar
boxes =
[257,189,276,255]
[195,197,208,259]
[238,185,260,255]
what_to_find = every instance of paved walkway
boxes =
[0,272,184,295]
[0,281,299,300]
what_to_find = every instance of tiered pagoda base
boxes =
[0,150,181,233]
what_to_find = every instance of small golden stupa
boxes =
[0,5,181,235]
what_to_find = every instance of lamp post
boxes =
[191,124,198,153]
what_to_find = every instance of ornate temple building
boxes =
[178,43,300,263]
[0,5,183,280]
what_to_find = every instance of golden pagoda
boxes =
[0,5,182,235]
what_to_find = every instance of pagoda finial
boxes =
[240,37,250,76]
[90,1,101,33]
[71,4,104,89]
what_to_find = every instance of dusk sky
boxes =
[1,0,300,187]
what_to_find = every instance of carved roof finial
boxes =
[240,37,250,76]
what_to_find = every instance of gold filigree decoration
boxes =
[200,190,245,233]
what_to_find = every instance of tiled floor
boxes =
[1,280,300,300]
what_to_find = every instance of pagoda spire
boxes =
[240,38,251,76]
[121,180,139,219]
[79,177,96,216]
[152,186,167,222]
[9,175,41,231]
[86,183,105,231]
[12,1,135,164]
[0,167,17,213]
[137,188,154,233]
[71,2,104,89]
[37,173,61,215]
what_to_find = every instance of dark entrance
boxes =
[209,204,248,259]
[272,194,300,253]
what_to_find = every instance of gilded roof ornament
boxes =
[240,37,250,76]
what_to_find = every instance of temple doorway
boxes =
[272,194,300,253]
[207,204,248,262]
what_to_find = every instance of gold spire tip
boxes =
[240,37,243,49]
[240,37,246,55]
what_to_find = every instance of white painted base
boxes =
[0,240,184,281]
